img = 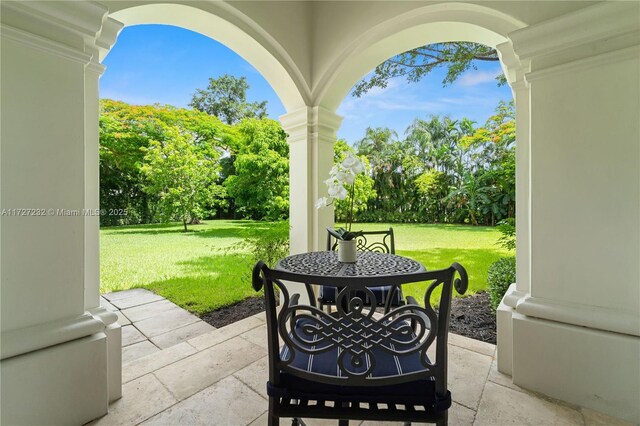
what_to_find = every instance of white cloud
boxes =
[456,69,502,87]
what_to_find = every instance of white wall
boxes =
[1,2,119,423]
[507,2,640,422]
[1,34,86,331]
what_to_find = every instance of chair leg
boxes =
[268,414,279,426]
[435,410,448,426]
[268,399,280,426]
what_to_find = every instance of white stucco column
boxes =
[495,41,530,376]
[280,106,343,254]
[507,2,640,422]
[85,17,125,404]
[0,2,118,423]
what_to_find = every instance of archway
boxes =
[84,0,311,405]
[312,2,529,377]
[106,2,307,111]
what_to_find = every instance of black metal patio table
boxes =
[273,251,428,311]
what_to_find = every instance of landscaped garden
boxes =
[100,220,510,315]
[99,43,517,342]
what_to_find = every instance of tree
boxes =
[224,118,290,220]
[190,74,267,125]
[353,42,504,97]
[141,126,225,232]
[99,99,232,225]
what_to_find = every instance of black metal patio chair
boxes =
[319,228,404,313]
[252,259,468,426]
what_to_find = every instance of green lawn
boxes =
[100,220,510,315]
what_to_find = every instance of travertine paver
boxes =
[447,343,493,410]
[449,332,496,357]
[104,289,164,310]
[474,381,584,426]
[122,342,197,384]
[103,288,151,301]
[122,340,160,364]
[121,299,180,322]
[239,324,268,348]
[101,289,215,363]
[248,411,270,425]
[91,374,177,425]
[150,321,216,349]
[134,308,201,337]
[487,359,525,392]
[121,325,146,347]
[188,316,263,351]
[154,336,264,401]
[232,356,268,396]
[98,291,631,426]
[141,375,267,425]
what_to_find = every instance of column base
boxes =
[496,284,517,375]
[1,333,109,425]
[512,312,640,423]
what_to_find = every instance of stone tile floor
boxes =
[94,289,633,426]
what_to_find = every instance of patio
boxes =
[92,290,631,425]
[2,1,639,424]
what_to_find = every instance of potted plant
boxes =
[316,152,366,262]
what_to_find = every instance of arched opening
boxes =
[313,1,528,374]
[82,3,310,409]
[106,3,306,111]
[95,9,295,326]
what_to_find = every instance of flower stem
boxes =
[347,182,355,232]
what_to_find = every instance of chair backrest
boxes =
[327,227,395,254]
[252,260,468,397]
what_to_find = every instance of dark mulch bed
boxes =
[201,297,265,329]
[201,291,496,344]
[448,291,496,344]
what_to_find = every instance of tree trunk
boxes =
[182,219,188,232]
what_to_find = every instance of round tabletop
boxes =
[273,251,426,286]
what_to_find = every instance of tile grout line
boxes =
[109,297,166,311]
[131,372,183,426]
[448,341,496,358]
[244,409,268,426]
[141,319,210,346]
[470,353,494,425]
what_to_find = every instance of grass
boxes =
[100,220,273,315]
[354,223,510,304]
[100,220,511,315]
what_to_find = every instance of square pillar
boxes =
[507,3,640,422]
[280,106,343,254]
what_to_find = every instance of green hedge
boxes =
[487,256,516,311]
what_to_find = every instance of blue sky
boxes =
[101,25,512,144]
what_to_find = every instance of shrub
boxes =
[225,221,290,275]
[244,221,290,268]
[487,256,516,311]
[497,218,516,251]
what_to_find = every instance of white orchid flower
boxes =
[328,183,348,200]
[315,197,329,209]
[336,171,355,185]
[341,153,365,174]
